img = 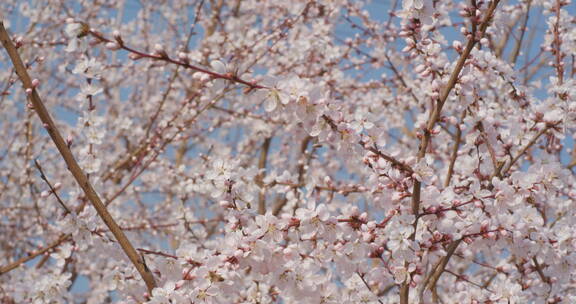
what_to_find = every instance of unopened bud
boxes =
[66,134,73,147]
[105,42,120,50]
[178,52,188,61]
[153,44,168,58]
[129,53,143,60]
[112,30,123,45]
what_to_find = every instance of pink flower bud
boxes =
[128,53,143,60]
[420,68,432,77]
[181,268,190,277]
[175,280,184,290]
[105,42,120,50]
[415,64,427,73]
[154,43,164,53]
[178,52,188,61]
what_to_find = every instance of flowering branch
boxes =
[0,21,157,293]
[402,1,501,302]
[1,1,574,303]
[88,30,266,90]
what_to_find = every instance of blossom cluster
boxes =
[1,0,575,303]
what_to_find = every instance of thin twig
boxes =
[0,235,70,275]
[88,30,265,90]
[420,240,462,303]
[272,136,313,216]
[477,121,500,173]
[34,159,70,214]
[509,0,532,65]
[445,269,492,291]
[357,272,385,304]
[493,124,552,178]
[444,111,466,187]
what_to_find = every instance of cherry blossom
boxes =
[1,0,576,303]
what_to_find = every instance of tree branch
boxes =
[402,1,501,302]
[0,22,157,293]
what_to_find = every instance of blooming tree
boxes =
[1,0,575,303]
